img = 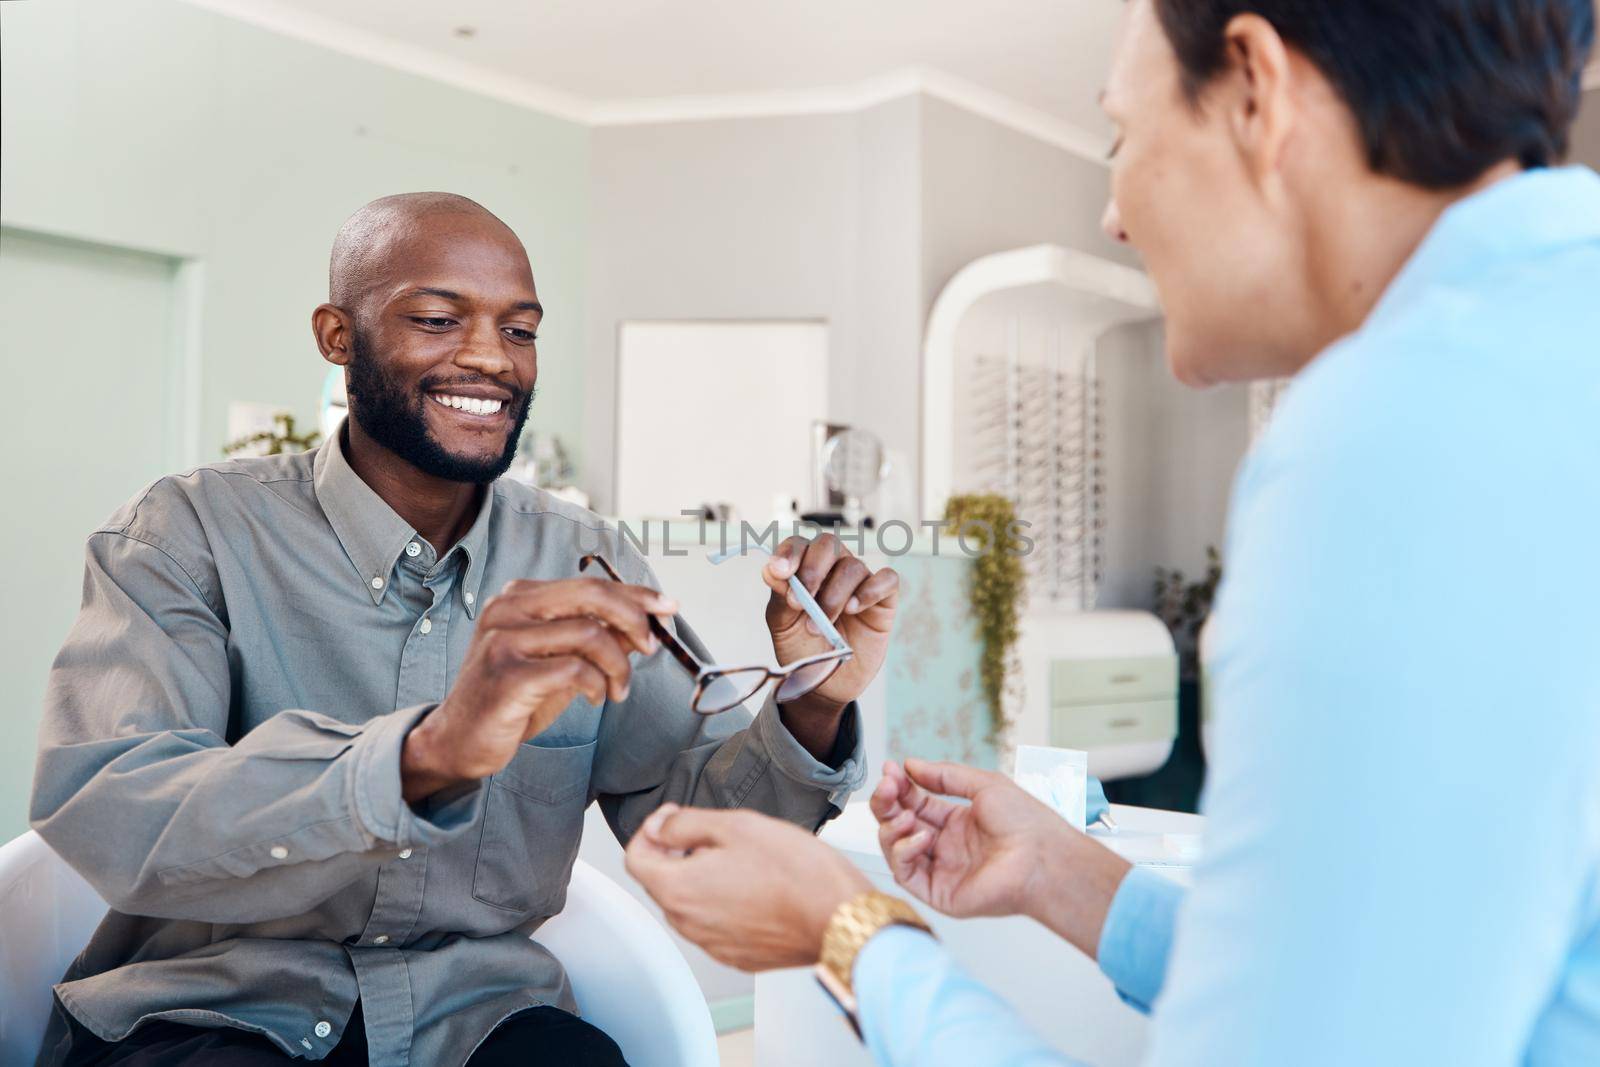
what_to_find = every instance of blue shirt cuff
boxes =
[1096,864,1185,1014]
[854,924,948,1058]
[854,924,1074,1066]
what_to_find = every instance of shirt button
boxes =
[370,576,385,590]
[269,845,288,860]
[398,848,413,860]
[372,935,390,945]
[405,541,422,558]
[464,591,475,605]
[314,1021,332,1039]
[419,617,433,635]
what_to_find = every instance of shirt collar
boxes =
[1368,165,1600,330]
[313,422,495,614]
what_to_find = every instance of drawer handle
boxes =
[1107,717,1140,730]
[1108,674,1139,685]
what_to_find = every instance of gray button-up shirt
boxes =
[30,428,863,1065]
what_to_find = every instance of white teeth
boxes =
[430,394,503,415]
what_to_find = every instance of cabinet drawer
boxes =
[1050,655,1177,705]
[1050,699,1176,749]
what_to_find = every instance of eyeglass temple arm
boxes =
[706,546,851,654]
[646,614,706,675]
[579,554,708,676]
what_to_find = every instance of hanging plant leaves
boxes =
[944,493,1027,741]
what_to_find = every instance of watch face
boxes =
[813,967,864,1041]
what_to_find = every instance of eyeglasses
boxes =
[577,549,853,714]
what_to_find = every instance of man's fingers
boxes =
[812,555,872,625]
[503,578,675,657]
[845,567,901,621]
[765,535,835,630]
[488,618,635,702]
[761,536,804,591]
[518,656,610,728]
[793,533,843,597]
[904,758,992,801]
[499,575,677,616]
[487,577,675,657]
[779,533,842,618]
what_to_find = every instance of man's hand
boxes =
[761,533,899,754]
[871,758,1131,958]
[401,577,676,803]
[624,805,872,972]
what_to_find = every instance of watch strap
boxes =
[818,891,933,998]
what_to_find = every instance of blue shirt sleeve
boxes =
[1142,317,1600,1066]
[854,926,1079,1067]
[850,869,1184,1064]
[1096,866,1185,1014]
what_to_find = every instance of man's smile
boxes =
[423,382,517,430]
[427,392,507,419]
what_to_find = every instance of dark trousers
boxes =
[46,997,628,1066]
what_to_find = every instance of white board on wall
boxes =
[615,321,828,522]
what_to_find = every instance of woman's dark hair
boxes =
[1151,0,1595,187]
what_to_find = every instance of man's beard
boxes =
[345,327,532,484]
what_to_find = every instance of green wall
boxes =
[1,0,590,463]
[0,0,591,839]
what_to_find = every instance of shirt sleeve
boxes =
[30,529,484,924]
[1096,866,1185,1014]
[1142,353,1600,1066]
[854,926,1080,1067]
[589,545,866,843]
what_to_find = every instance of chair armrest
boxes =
[535,859,718,1067]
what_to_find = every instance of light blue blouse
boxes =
[853,166,1600,1066]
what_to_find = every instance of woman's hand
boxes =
[871,758,1131,958]
[624,805,872,972]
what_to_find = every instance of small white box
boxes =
[1011,745,1089,830]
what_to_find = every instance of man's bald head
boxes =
[328,192,528,310]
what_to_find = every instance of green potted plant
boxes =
[943,493,1027,743]
[222,412,320,457]
[1152,544,1222,683]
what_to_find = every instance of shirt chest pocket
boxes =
[471,738,597,916]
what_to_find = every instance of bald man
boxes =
[29,193,898,1066]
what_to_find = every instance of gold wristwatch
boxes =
[814,891,935,1039]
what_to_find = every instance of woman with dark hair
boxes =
[623,2,1600,1064]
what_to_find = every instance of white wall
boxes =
[1098,323,1250,608]
[584,99,924,515]
[917,95,1141,296]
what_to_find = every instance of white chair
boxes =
[0,831,718,1067]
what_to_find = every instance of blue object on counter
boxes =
[1087,776,1111,829]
